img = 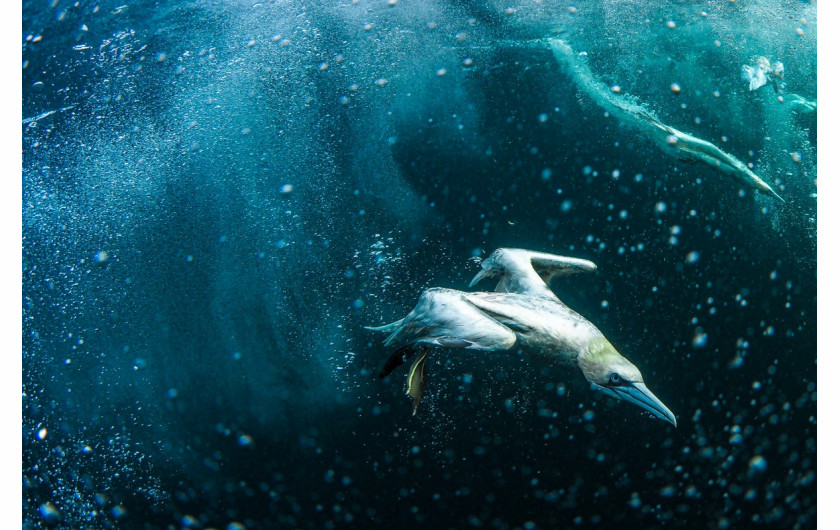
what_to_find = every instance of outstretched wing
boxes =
[469,248,596,297]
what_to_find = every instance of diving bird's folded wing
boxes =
[368,287,517,352]
[367,288,517,415]
[469,248,596,297]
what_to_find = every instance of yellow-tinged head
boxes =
[577,338,676,427]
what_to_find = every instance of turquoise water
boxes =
[23,1,816,528]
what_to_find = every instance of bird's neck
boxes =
[576,337,619,380]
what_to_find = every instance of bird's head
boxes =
[577,338,676,427]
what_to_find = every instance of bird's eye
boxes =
[609,373,621,385]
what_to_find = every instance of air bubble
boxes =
[39,503,61,525]
[748,455,767,476]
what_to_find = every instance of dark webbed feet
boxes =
[378,344,431,415]
[378,343,420,379]
[406,348,430,415]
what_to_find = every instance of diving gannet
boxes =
[545,38,784,202]
[367,248,677,426]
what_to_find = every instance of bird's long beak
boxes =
[606,382,677,427]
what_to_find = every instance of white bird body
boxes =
[367,248,676,426]
[465,291,600,364]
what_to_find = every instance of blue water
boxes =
[23,1,816,528]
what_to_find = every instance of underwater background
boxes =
[22,0,816,528]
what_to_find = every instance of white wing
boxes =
[377,287,517,351]
[469,248,596,298]
[368,287,518,380]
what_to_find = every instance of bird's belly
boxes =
[513,320,596,366]
[464,292,604,364]
[504,309,600,365]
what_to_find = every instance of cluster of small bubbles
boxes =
[669,225,681,246]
